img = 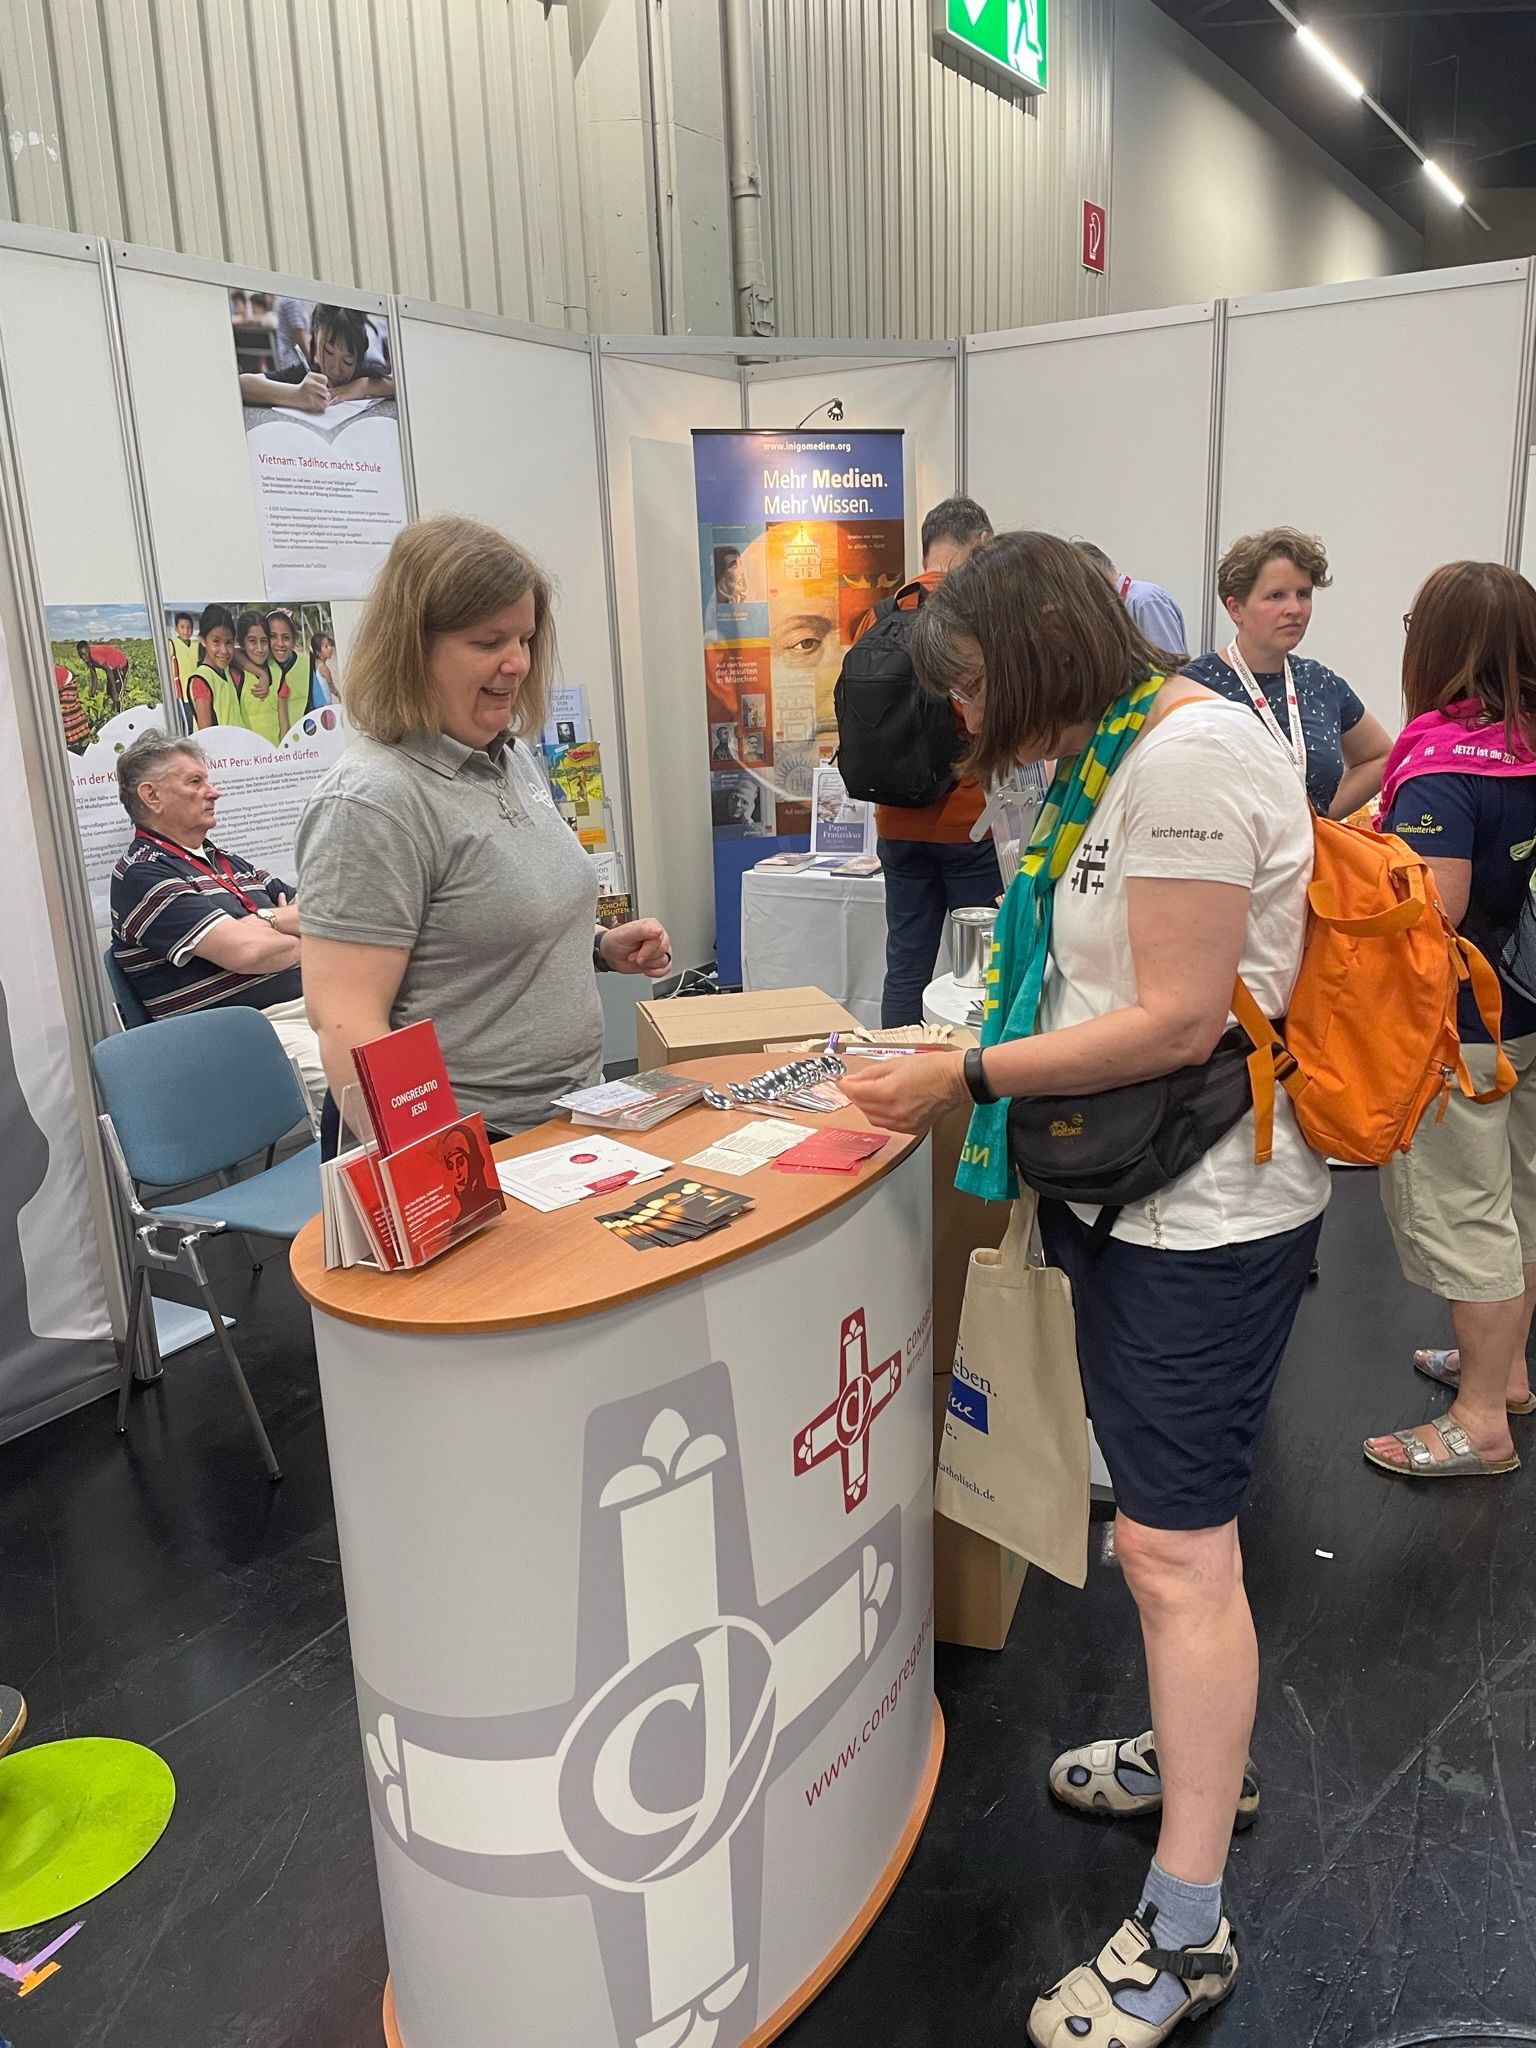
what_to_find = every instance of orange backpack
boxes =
[1232,814,1517,1167]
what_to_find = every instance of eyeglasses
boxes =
[948,674,986,709]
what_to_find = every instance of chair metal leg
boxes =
[184,1244,283,1483]
[117,1263,148,1435]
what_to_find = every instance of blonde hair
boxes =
[1217,527,1332,609]
[344,515,556,744]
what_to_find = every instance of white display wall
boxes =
[966,303,1220,646]
[599,349,742,970]
[1217,264,1535,729]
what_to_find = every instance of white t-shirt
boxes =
[1037,697,1331,1249]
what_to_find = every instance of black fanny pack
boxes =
[1005,1028,1259,1240]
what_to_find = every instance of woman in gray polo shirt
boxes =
[296,516,671,1143]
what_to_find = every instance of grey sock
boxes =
[1116,1859,1222,2027]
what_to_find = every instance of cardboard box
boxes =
[635,987,859,1073]
[932,1381,1027,1651]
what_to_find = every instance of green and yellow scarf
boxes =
[956,673,1165,1202]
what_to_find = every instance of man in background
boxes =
[1075,540,1189,661]
[108,731,324,1105]
[851,494,1000,1026]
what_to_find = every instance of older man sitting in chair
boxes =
[108,730,324,1105]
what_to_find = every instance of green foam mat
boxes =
[0,1739,175,1933]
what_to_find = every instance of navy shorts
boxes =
[1037,1201,1324,1532]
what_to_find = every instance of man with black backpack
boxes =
[835,496,999,1025]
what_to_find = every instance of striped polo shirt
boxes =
[109,831,302,1021]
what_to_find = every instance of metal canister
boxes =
[949,905,998,989]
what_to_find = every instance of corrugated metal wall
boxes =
[0,0,1112,341]
[0,0,589,326]
[751,0,1114,338]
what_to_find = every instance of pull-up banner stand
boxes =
[692,428,904,982]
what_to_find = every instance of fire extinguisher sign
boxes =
[1082,200,1107,274]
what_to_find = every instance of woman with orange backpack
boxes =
[1366,563,1536,1482]
[840,532,1328,2048]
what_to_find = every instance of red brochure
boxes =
[353,1020,458,1155]
[379,1113,505,1267]
[771,1128,889,1175]
[338,1151,403,1270]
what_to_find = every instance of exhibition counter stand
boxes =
[291,1054,944,2048]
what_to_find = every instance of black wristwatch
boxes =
[593,930,613,973]
[963,1046,998,1105]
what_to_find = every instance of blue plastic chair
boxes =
[103,944,153,1030]
[91,1008,322,1481]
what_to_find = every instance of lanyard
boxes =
[135,830,267,916]
[1118,575,1132,602]
[1225,642,1307,784]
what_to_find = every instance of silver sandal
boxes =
[1364,1409,1520,1479]
[1414,1347,1536,1416]
[1027,1909,1239,2047]
[1049,1730,1259,1831]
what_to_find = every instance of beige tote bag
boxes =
[934,1191,1090,1589]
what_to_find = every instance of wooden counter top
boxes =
[290,1053,924,1335]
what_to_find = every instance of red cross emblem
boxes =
[793,1309,903,1514]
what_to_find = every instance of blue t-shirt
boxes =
[1387,771,1536,1043]
[1184,652,1365,815]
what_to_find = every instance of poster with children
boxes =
[229,291,408,598]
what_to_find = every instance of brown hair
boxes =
[910,530,1180,781]
[344,515,556,744]
[1403,561,1536,743]
[1217,527,1332,608]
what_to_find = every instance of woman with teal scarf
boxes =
[842,532,1326,2048]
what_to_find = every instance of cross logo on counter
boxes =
[794,1308,903,1513]
[356,1362,901,2048]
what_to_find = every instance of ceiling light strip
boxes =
[1265,0,1491,229]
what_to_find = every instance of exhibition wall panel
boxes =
[965,305,1220,650]
[1217,263,1536,730]
[112,252,402,606]
[397,306,630,860]
[743,357,958,572]
[0,234,143,607]
[599,352,742,970]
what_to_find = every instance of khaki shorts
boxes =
[1379,1032,1536,1302]
[260,995,326,1111]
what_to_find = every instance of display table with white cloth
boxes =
[741,866,952,1025]
[922,972,983,1032]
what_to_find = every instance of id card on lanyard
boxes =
[1225,642,1307,787]
[135,829,268,916]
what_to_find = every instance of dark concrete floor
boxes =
[2,1171,1534,2048]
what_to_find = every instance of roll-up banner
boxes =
[692,430,904,984]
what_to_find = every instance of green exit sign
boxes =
[935,0,1048,93]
